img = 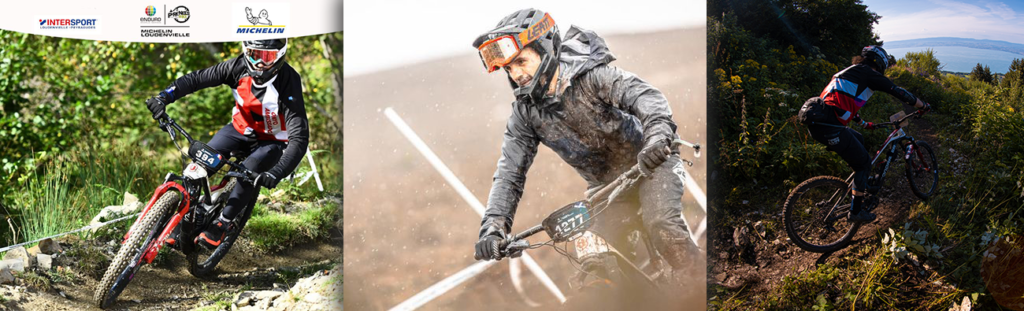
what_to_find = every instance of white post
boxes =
[384,107,567,308]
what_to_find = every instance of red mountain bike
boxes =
[93,116,263,308]
[783,110,938,253]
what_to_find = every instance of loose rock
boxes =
[36,254,53,271]
[2,246,34,270]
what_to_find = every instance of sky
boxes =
[862,0,1024,44]
[343,0,706,77]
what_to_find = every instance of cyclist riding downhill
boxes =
[470,7,700,297]
[146,38,308,250]
[798,45,932,224]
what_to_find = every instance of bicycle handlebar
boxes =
[872,109,926,128]
[159,116,258,181]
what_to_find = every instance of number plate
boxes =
[188,141,225,172]
[542,200,593,242]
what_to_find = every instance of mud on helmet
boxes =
[472,8,561,102]
[242,38,288,85]
[861,45,893,74]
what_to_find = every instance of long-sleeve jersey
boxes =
[161,56,309,179]
[820,64,918,125]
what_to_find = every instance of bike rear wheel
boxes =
[187,180,251,278]
[783,176,859,253]
[905,140,939,199]
[94,191,179,308]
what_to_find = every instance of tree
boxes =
[1001,58,1024,104]
[708,0,880,65]
[968,63,994,85]
[895,49,942,77]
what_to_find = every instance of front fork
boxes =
[123,175,203,265]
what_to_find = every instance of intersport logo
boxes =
[39,18,98,29]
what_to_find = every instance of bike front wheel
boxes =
[94,190,179,308]
[905,140,939,199]
[783,176,859,253]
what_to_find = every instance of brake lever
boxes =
[504,239,529,259]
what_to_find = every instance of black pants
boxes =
[808,124,871,192]
[586,156,698,272]
[206,124,285,220]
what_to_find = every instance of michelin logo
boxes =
[237,6,284,34]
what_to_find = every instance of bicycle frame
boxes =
[820,111,928,224]
[121,118,254,264]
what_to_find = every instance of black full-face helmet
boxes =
[861,45,893,74]
[242,38,288,85]
[472,8,561,103]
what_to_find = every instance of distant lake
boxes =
[888,46,1023,74]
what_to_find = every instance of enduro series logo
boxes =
[141,5,162,24]
[237,6,285,34]
[140,5,191,38]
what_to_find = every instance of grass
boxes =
[64,242,110,279]
[45,266,78,284]
[3,142,165,245]
[244,199,337,253]
[15,271,50,289]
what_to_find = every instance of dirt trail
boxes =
[709,109,946,298]
[3,225,341,311]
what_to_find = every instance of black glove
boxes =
[638,138,671,176]
[474,235,504,261]
[474,225,507,261]
[256,172,279,189]
[917,102,932,115]
[146,96,168,120]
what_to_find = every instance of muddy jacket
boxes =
[161,56,309,179]
[820,64,917,125]
[480,26,679,237]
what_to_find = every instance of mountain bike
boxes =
[783,109,938,253]
[478,139,702,307]
[93,116,263,308]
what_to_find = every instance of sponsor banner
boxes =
[3,1,339,42]
[233,3,289,37]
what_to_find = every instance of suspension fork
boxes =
[905,141,931,172]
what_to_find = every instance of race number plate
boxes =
[890,111,909,127]
[188,141,225,172]
[542,200,593,242]
[573,231,611,259]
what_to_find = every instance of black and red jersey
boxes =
[162,56,309,179]
[819,64,918,125]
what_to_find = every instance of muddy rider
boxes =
[470,8,698,275]
[146,39,309,249]
[805,45,931,223]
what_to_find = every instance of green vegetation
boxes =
[0,32,342,246]
[710,0,1024,309]
[64,241,110,279]
[245,199,338,253]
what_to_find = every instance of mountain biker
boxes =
[471,8,698,276]
[807,45,930,223]
[145,38,309,249]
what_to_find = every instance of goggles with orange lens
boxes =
[245,48,282,66]
[477,13,555,73]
